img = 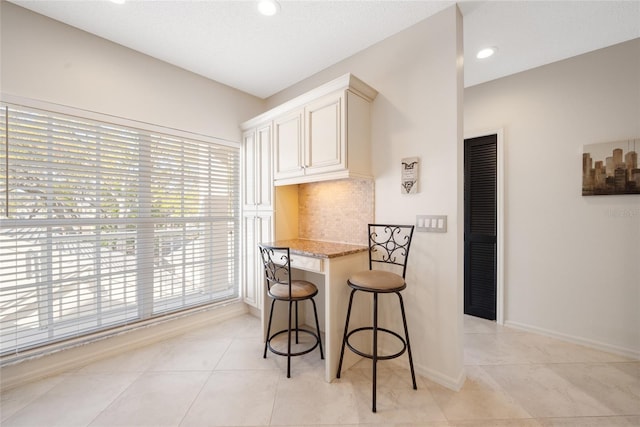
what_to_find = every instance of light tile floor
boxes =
[1,314,638,426]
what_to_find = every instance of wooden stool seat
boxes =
[348,270,405,292]
[269,280,318,299]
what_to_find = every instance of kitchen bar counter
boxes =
[260,238,370,382]
[267,239,368,259]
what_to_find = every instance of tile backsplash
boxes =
[298,178,374,246]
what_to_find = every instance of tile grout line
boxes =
[84,370,145,427]
[176,369,217,427]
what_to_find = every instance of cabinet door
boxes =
[305,92,345,175]
[273,109,303,179]
[255,124,273,210]
[242,130,257,208]
[243,124,272,210]
[241,212,273,308]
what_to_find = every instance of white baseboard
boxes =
[381,342,466,392]
[247,304,261,318]
[415,362,466,391]
[385,351,465,391]
[0,302,249,391]
[504,320,640,360]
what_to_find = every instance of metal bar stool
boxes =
[258,244,324,378]
[336,224,416,412]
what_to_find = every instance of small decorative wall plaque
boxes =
[582,139,639,196]
[401,157,419,194]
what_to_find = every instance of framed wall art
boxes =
[582,139,639,196]
[401,157,419,194]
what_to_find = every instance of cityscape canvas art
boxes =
[582,139,639,196]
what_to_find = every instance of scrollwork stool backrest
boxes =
[367,224,415,279]
[258,245,292,297]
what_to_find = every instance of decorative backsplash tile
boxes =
[298,178,374,245]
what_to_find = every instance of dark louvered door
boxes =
[464,135,497,320]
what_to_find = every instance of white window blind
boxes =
[0,102,240,357]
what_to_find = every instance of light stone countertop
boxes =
[265,239,368,259]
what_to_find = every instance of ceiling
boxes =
[8,0,640,99]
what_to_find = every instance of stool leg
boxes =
[264,298,276,358]
[295,300,299,344]
[311,298,324,359]
[336,288,356,378]
[372,292,378,413]
[287,300,293,378]
[397,292,417,390]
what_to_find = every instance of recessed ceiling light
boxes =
[258,0,280,16]
[476,47,497,59]
[110,0,125,4]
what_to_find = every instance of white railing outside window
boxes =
[0,102,240,357]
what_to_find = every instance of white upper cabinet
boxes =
[272,108,303,180]
[241,74,377,186]
[304,92,344,176]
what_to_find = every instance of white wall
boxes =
[0,1,264,142]
[268,6,465,389]
[465,39,640,357]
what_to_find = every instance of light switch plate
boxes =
[416,215,447,233]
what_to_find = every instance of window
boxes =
[0,102,240,358]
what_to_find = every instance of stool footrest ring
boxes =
[345,326,407,361]
[266,328,322,358]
